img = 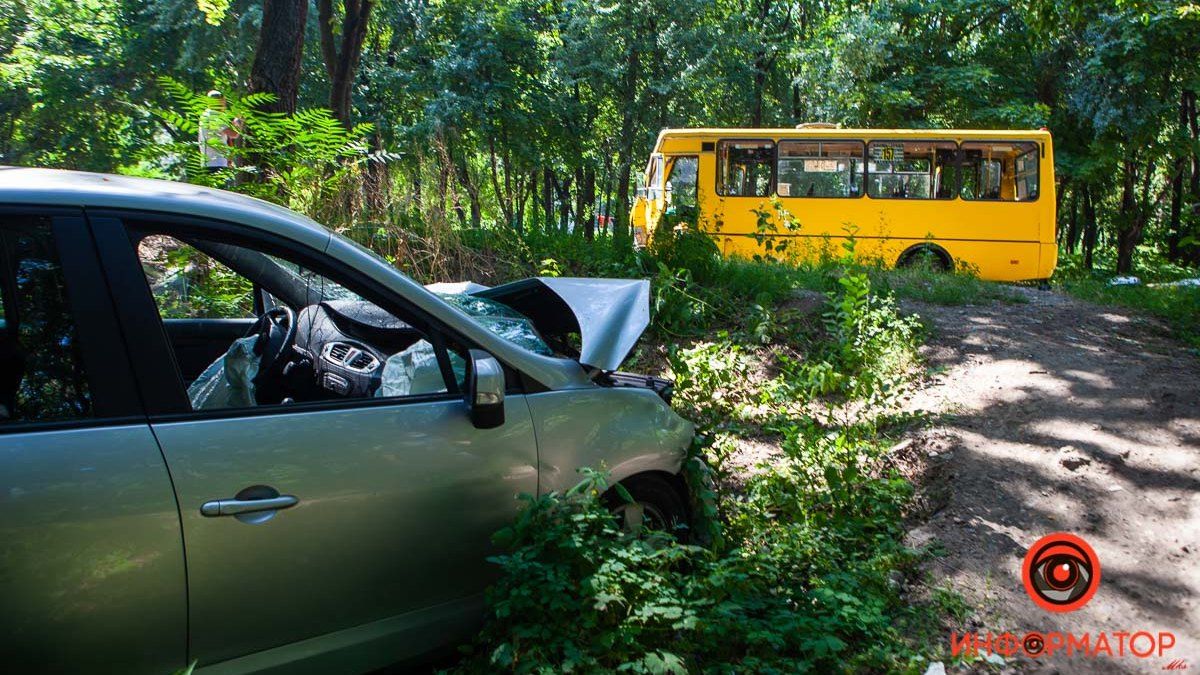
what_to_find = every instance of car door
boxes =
[0,208,186,673]
[89,212,539,672]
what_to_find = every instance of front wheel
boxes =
[605,473,689,540]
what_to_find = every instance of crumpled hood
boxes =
[428,277,650,372]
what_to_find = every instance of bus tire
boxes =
[897,244,952,272]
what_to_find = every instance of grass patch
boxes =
[874,266,1026,306]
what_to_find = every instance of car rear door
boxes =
[0,208,186,673]
[89,212,539,672]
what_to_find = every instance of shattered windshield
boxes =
[437,293,554,356]
[326,231,554,355]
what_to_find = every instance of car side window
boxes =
[130,227,467,413]
[138,235,255,319]
[0,216,93,422]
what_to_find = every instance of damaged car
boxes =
[0,168,694,674]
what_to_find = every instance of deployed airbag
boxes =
[375,340,463,398]
[187,336,259,410]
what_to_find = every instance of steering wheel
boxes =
[248,305,297,376]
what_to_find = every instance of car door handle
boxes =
[200,495,298,517]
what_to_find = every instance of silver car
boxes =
[0,168,693,674]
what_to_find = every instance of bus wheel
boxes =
[897,245,952,272]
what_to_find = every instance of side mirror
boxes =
[465,349,505,429]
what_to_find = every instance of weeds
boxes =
[456,240,952,674]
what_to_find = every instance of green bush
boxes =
[456,261,945,674]
[790,268,921,406]
[456,436,926,674]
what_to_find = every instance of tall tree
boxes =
[318,0,375,127]
[249,0,308,113]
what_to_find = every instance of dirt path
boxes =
[900,288,1200,673]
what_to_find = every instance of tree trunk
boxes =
[582,166,596,241]
[249,0,309,114]
[557,175,572,232]
[1186,89,1200,265]
[1065,188,1081,254]
[317,0,375,128]
[364,133,389,213]
[1115,158,1138,275]
[613,41,641,245]
[615,163,632,242]
[573,165,586,236]
[542,168,554,231]
[449,141,482,229]
[1082,185,1098,270]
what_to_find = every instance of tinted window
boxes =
[0,217,92,422]
[717,140,774,197]
[777,140,865,198]
[867,140,957,199]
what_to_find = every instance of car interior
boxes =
[135,232,468,411]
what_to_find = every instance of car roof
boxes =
[0,166,332,250]
[0,167,597,390]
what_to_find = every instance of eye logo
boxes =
[1022,533,1100,613]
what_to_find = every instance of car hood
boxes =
[426,277,650,372]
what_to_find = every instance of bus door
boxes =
[663,156,699,232]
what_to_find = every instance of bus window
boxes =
[777,140,864,198]
[646,155,665,201]
[663,156,699,230]
[867,140,957,199]
[960,141,1039,201]
[717,140,774,197]
[1015,148,1039,200]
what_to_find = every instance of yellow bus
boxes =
[631,126,1057,281]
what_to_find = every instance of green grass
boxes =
[873,266,1027,306]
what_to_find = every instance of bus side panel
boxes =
[1040,140,1058,278]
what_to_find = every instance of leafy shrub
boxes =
[457,439,926,674]
[648,226,722,285]
[792,268,921,405]
[146,77,382,220]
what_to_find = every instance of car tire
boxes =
[605,473,689,541]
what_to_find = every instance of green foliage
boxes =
[456,244,950,673]
[791,268,921,405]
[149,246,254,320]
[145,77,382,219]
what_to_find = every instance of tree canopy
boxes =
[1,0,1198,271]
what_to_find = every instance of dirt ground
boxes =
[899,288,1200,673]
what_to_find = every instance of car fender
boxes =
[525,386,695,495]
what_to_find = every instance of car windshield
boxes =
[305,231,554,355]
[436,293,553,356]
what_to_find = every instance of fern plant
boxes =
[144,77,394,217]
